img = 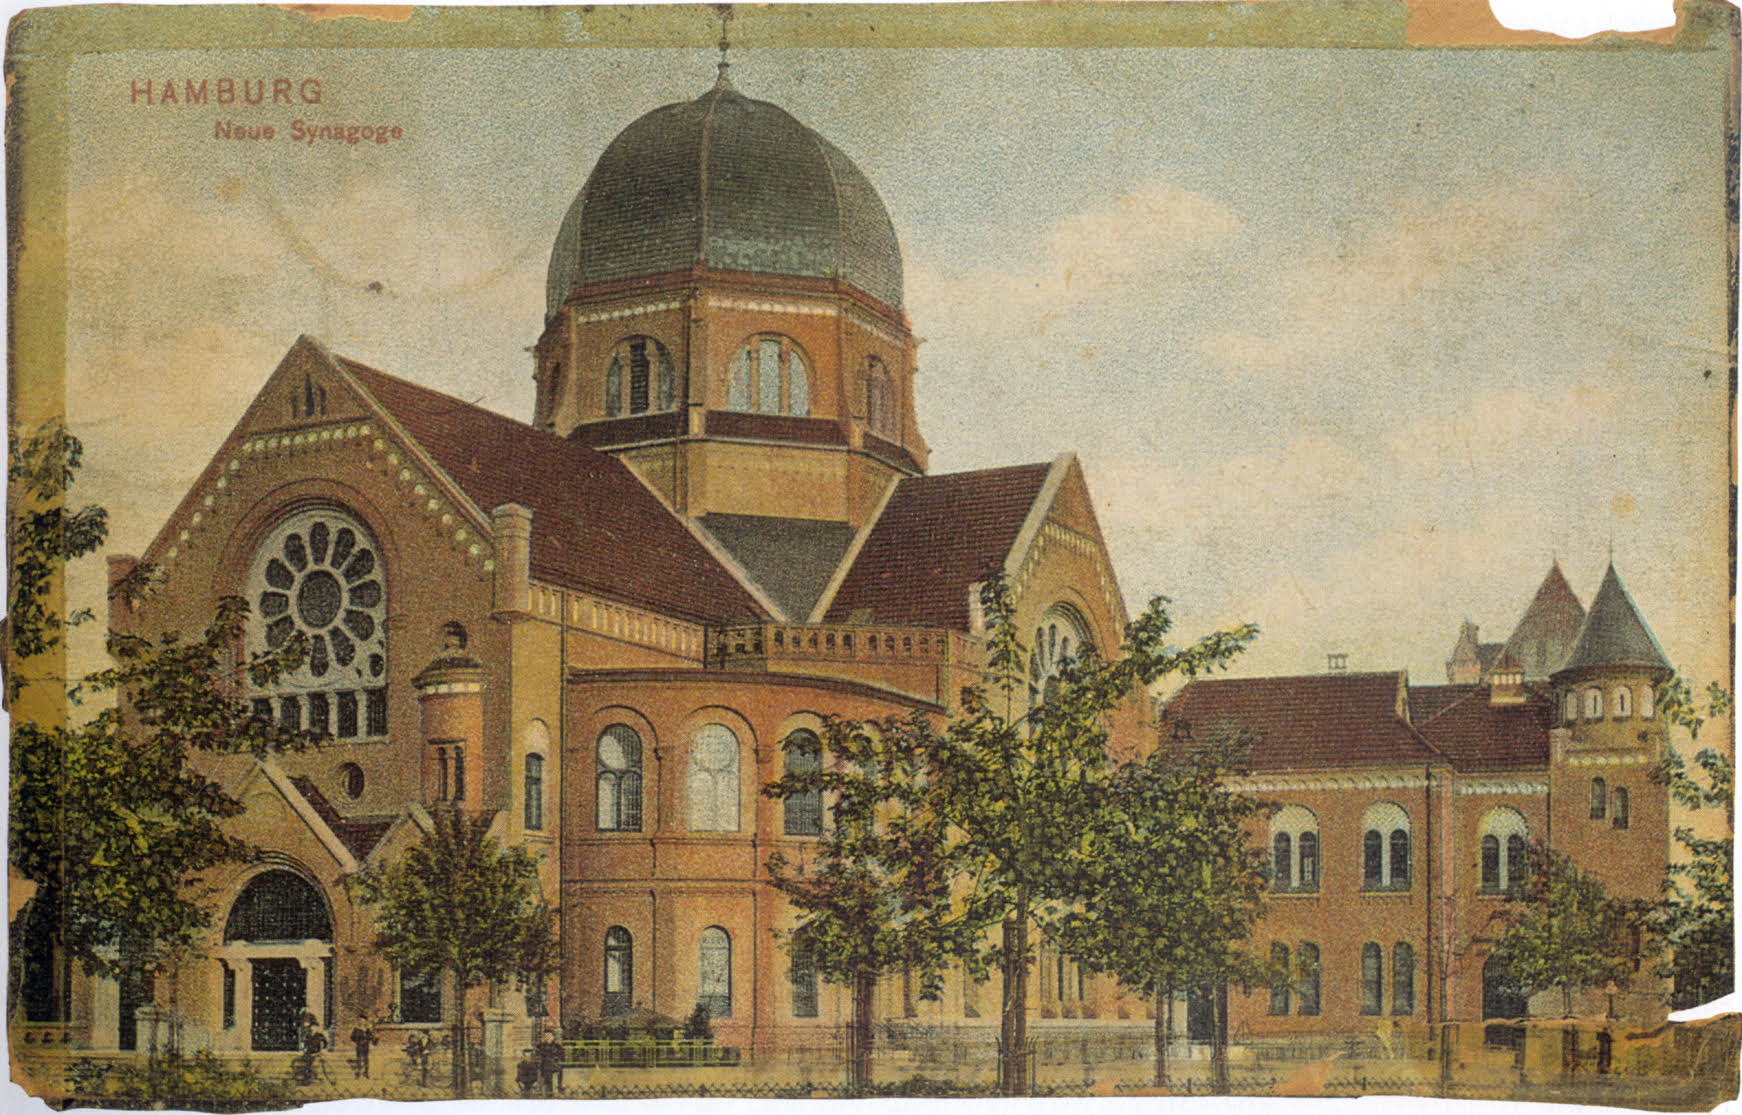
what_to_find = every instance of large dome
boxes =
[546,79,904,318]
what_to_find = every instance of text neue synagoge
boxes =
[26,68,1678,1059]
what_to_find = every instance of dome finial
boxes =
[715,5,734,88]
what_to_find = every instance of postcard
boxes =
[5,3,1737,1112]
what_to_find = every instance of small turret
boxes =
[414,621,486,814]
[1551,565,1671,755]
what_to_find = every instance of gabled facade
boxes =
[47,72,1149,1059]
[1166,564,1673,1040]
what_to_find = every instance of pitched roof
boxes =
[287,777,394,861]
[821,462,1052,630]
[1409,684,1552,771]
[339,357,768,625]
[1500,562,1586,679]
[1160,672,1442,771]
[1555,564,1672,676]
[696,513,856,623]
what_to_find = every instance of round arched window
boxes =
[246,508,388,739]
[1029,606,1089,705]
[337,762,365,800]
[727,335,810,417]
[604,335,676,417]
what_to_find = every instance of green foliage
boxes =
[7,420,108,689]
[1057,730,1273,997]
[107,1050,289,1104]
[764,711,976,994]
[1489,844,1642,1015]
[1649,678,1733,1009]
[8,423,312,981]
[352,807,556,1000]
[929,576,1258,963]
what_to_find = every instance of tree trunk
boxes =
[1210,978,1229,1095]
[1152,982,1169,1088]
[850,970,876,1096]
[999,906,1030,1096]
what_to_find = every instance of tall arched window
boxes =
[698,927,732,1019]
[1478,807,1531,894]
[603,927,633,1017]
[790,945,819,1018]
[1271,806,1319,893]
[1361,803,1411,891]
[1269,943,1290,1015]
[1584,688,1604,719]
[1612,787,1630,830]
[783,730,824,836]
[865,358,897,437]
[1641,687,1655,719]
[246,508,387,740]
[1297,943,1321,1016]
[1361,943,1384,1015]
[604,335,676,417]
[524,754,545,831]
[1612,686,1632,717]
[1564,690,1579,723]
[1482,955,1528,1019]
[689,725,741,832]
[597,725,643,832]
[1393,943,1416,1015]
[1029,606,1090,707]
[1590,777,1607,820]
[727,335,810,416]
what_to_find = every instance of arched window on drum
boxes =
[1270,805,1319,893]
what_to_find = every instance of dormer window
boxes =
[727,335,810,416]
[604,335,676,417]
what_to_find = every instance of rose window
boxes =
[246,508,388,739]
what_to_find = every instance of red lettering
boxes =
[130,79,152,105]
[217,78,234,105]
[159,79,177,105]
[300,79,322,104]
[184,80,207,105]
[273,78,292,104]
[243,79,264,105]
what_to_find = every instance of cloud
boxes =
[907,181,1243,338]
[1199,182,1568,378]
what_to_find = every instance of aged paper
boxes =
[5,2,1737,1112]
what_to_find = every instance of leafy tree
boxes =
[1488,844,1642,1017]
[1056,730,1272,1089]
[1649,677,1734,1009]
[763,712,975,1093]
[926,577,1257,1094]
[8,422,307,1015]
[351,807,557,1096]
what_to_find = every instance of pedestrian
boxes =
[403,1030,429,1087]
[515,1049,539,1098]
[350,1015,378,1079]
[294,1012,327,1086]
[536,1028,564,1096]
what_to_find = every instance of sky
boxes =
[55,26,1733,687]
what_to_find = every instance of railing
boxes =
[561,1039,741,1069]
[707,623,962,668]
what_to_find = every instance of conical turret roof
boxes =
[1554,565,1671,677]
[1500,561,1585,679]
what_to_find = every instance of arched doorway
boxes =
[221,869,334,1051]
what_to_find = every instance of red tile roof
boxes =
[340,358,768,624]
[822,462,1052,630]
[287,776,394,860]
[1161,672,1443,770]
[1409,684,1551,771]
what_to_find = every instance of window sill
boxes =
[1361,886,1413,895]
[1271,888,1321,897]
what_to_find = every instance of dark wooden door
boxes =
[250,958,306,1051]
